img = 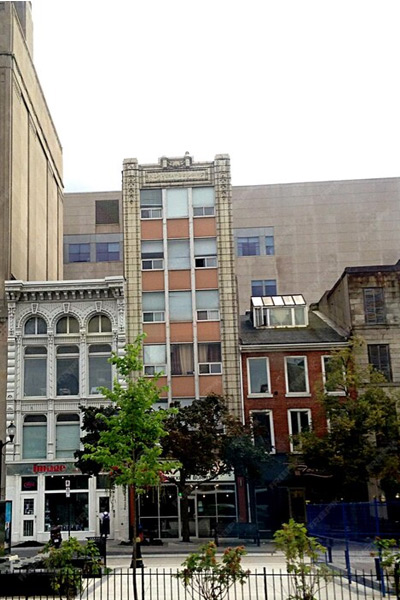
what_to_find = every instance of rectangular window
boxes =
[170,344,194,375]
[237,236,260,257]
[363,288,385,324]
[321,355,346,394]
[166,188,188,218]
[288,409,311,452]
[169,291,192,321]
[56,415,80,458]
[285,356,309,394]
[96,242,120,262]
[143,345,166,375]
[24,347,47,397]
[192,187,215,217]
[194,238,217,268]
[168,239,190,270]
[265,235,275,255]
[141,240,164,270]
[56,345,80,396]
[69,243,90,263]
[251,411,274,452]
[196,290,219,321]
[251,280,277,296]
[95,200,119,224]
[142,292,165,322]
[140,189,162,219]
[89,344,112,393]
[23,416,47,459]
[368,344,392,382]
[247,358,271,395]
[198,343,222,374]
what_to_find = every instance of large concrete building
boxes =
[0,2,63,496]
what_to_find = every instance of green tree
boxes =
[296,339,400,500]
[80,336,179,597]
[161,394,269,541]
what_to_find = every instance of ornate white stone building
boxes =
[4,277,127,544]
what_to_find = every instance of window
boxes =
[196,290,219,321]
[198,343,222,374]
[56,316,79,334]
[56,345,79,395]
[56,414,80,458]
[168,239,190,270]
[253,301,307,328]
[265,236,274,255]
[247,358,271,395]
[237,236,260,256]
[321,355,346,394]
[363,288,385,324]
[23,415,47,459]
[194,238,217,268]
[251,280,277,297]
[141,240,164,270]
[88,314,112,333]
[193,187,215,217]
[171,344,194,375]
[142,292,165,322]
[169,291,192,321]
[166,188,188,218]
[288,409,311,452]
[69,243,90,263]
[140,189,162,219]
[368,344,392,382]
[143,345,166,375]
[96,242,120,262]
[251,411,274,452]
[89,344,112,393]
[285,357,309,394]
[24,347,47,397]
[24,316,47,335]
[95,200,119,224]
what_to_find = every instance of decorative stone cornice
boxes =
[5,276,125,303]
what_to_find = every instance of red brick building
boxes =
[239,295,348,535]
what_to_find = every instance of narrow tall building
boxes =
[0,2,63,496]
[122,154,241,415]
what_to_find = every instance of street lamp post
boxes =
[0,423,16,500]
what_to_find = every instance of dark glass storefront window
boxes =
[45,475,89,491]
[45,492,88,531]
[21,477,38,492]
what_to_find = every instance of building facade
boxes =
[5,277,126,544]
[0,1,63,495]
[239,296,347,534]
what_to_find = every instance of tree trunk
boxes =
[129,485,138,600]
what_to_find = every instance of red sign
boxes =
[33,464,67,474]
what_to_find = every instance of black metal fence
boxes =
[0,567,399,600]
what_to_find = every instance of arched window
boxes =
[24,317,47,335]
[88,315,112,333]
[56,414,80,458]
[56,316,79,334]
[23,415,47,459]
[89,344,112,394]
[56,345,79,395]
[24,347,47,397]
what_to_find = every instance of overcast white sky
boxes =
[30,0,400,193]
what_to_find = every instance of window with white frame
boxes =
[166,188,188,218]
[56,413,80,458]
[170,344,194,375]
[288,409,311,452]
[321,355,346,394]
[140,189,162,219]
[56,345,80,395]
[252,295,307,328]
[285,356,309,394]
[194,238,217,268]
[56,315,79,334]
[167,239,190,270]
[143,345,166,375]
[247,357,271,395]
[192,187,215,217]
[250,411,274,452]
[141,240,164,270]
[88,314,112,333]
[169,291,192,321]
[142,292,165,322]
[89,344,112,393]
[24,316,47,335]
[23,415,47,459]
[24,346,47,397]
[198,343,222,374]
[196,290,219,321]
